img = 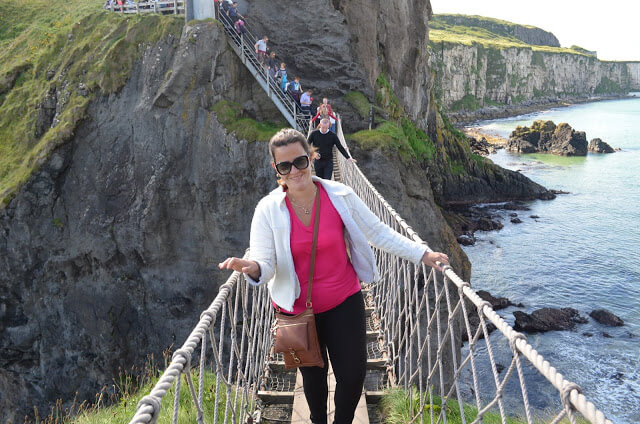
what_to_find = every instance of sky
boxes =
[429,0,640,62]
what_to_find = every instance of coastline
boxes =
[446,93,632,127]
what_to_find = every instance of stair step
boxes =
[266,357,387,372]
[257,390,294,403]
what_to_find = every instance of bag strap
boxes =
[305,187,321,309]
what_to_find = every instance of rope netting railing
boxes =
[334,118,613,424]
[128,118,614,423]
[216,5,310,134]
[129,250,277,424]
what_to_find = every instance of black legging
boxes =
[299,291,367,424]
[314,158,334,180]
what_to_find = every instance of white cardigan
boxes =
[246,177,428,311]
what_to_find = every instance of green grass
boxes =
[428,14,596,57]
[375,72,404,121]
[210,100,284,142]
[450,94,482,111]
[380,387,589,424]
[350,72,436,163]
[0,0,184,206]
[344,90,371,119]
[70,370,241,424]
[347,118,435,164]
[594,76,624,94]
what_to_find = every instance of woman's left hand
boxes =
[421,251,450,272]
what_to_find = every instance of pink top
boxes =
[275,182,360,314]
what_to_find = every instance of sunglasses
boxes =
[275,155,310,175]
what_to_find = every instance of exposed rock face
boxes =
[513,308,588,333]
[590,309,624,327]
[430,41,640,123]
[588,138,615,153]
[435,14,560,47]
[0,22,283,420]
[507,120,588,156]
[247,0,433,130]
[35,86,58,138]
[0,14,474,418]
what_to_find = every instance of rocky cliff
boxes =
[0,12,471,420]
[0,19,283,420]
[0,3,560,419]
[429,15,640,123]
[246,0,434,130]
[434,14,560,47]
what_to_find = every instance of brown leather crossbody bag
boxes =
[273,189,325,369]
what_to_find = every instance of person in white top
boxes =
[255,36,269,66]
[219,128,449,424]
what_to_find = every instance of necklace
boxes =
[288,187,317,215]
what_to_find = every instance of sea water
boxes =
[463,96,640,422]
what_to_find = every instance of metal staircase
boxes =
[216,7,309,133]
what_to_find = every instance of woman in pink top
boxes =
[220,129,449,424]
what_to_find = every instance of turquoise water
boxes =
[465,97,640,422]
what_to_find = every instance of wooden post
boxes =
[173,0,177,15]
[154,0,158,13]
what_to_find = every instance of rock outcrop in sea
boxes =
[513,308,589,333]
[588,138,615,153]
[507,120,588,156]
[590,309,624,326]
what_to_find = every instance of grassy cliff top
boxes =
[0,0,184,206]
[429,14,592,56]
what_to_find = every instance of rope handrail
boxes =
[333,117,613,424]
[124,8,615,423]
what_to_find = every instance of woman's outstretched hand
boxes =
[421,251,450,272]
[218,257,261,281]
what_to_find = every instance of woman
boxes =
[219,129,449,424]
[311,103,338,133]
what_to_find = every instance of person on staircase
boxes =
[234,19,247,37]
[219,128,450,424]
[227,1,243,23]
[288,76,303,105]
[308,118,356,180]
[255,36,269,66]
[316,97,334,116]
[276,63,288,93]
[300,89,314,118]
[266,52,279,81]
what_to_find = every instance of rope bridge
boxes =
[127,117,613,423]
[126,7,613,424]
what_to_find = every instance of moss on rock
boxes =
[211,100,284,142]
[0,0,184,205]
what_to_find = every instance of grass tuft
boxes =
[210,99,284,142]
[344,91,371,119]
[379,386,589,424]
[0,0,184,206]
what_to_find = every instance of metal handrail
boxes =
[216,4,308,133]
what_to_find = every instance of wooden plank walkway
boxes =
[291,362,369,424]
